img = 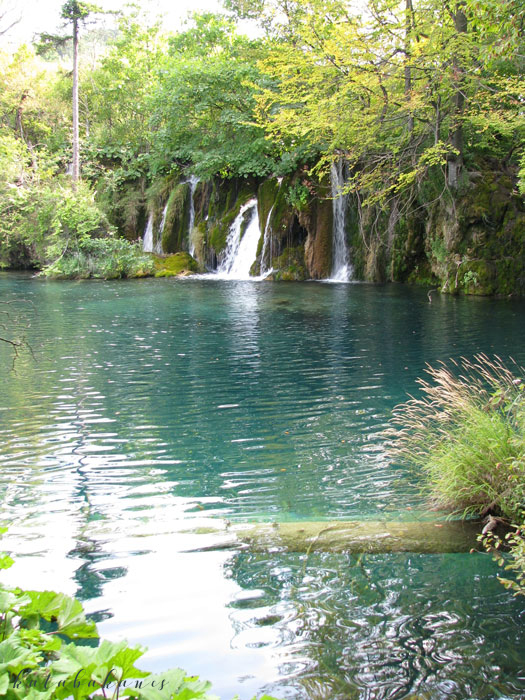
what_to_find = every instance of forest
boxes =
[0,0,523,292]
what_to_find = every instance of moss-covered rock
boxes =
[153,252,199,277]
[272,245,307,281]
[423,162,525,296]
[456,259,496,295]
[134,157,523,294]
[161,183,190,254]
[302,178,333,280]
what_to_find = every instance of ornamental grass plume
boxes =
[386,354,525,520]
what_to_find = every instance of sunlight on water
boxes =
[1,274,524,698]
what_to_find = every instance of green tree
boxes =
[148,13,278,179]
[227,0,523,199]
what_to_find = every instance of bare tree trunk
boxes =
[404,0,414,135]
[447,4,467,189]
[72,16,80,190]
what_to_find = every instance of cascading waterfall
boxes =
[156,202,168,255]
[259,204,275,277]
[187,175,200,257]
[142,206,166,255]
[330,159,352,282]
[216,199,260,280]
[142,212,154,253]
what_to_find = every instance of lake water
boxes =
[1,273,524,699]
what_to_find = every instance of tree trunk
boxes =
[404,0,414,135]
[72,16,80,190]
[447,4,467,189]
[189,519,485,554]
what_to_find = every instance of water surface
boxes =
[1,274,524,698]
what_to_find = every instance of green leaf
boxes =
[0,673,9,694]
[0,588,19,613]
[0,552,14,570]
[0,636,39,675]
[126,669,217,700]
[20,592,98,639]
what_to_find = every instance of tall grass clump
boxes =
[387,354,525,520]
[387,354,525,594]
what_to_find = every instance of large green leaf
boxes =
[123,669,218,700]
[20,591,98,639]
[0,636,39,674]
[0,552,14,570]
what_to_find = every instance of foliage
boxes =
[284,181,310,211]
[83,12,165,167]
[518,153,525,197]
[229,0,523,208]
[482,518,525,597]
[0,133,151,279]
[0,156,111,269]
[148,13,278,180]
[0,47,69,150]
[387,355,525,593]
[42,237,155,279]
[1,0,524,277]
[0,529,279,699]
[387,354,525,519]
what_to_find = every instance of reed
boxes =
[386,354,525,520]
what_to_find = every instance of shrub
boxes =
[387,354,525,519]
[43,237,156,279]
[482,518,525,596]
[386,354,525,594]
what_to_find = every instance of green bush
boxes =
[482,517,525,596]
[0,528,279,699]
[387,354,525,594]
[43,237,156,279]
[387,354,525,520]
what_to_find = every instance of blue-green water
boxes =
[1,274,524,698]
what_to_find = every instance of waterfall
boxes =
[187,175,199,257]
[259,204,275,277]
[216,199,260,279]
[142,205,166,255]
[330,159,352,282]
[142,212,154,252]
[156,202,168,255]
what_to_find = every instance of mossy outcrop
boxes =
[135,158,523,295]
[344,160,524,295]
[153,252,199,277]
[252,175,333,280]
[424,163,525,295]
[302,182,333,279]
[161,183,190,254]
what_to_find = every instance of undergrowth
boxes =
[386,354,525,595]
[42,238,155,279]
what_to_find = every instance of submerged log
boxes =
[191,520,483,554]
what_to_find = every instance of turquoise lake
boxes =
[1,274,524,699]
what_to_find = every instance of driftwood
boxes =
[189,519,483,554]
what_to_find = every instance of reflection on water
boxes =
[1,274,524,698]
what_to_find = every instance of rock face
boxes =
[134,159,524,294]
[427,165,525,296]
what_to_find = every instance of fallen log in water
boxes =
[191,519,483,554]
